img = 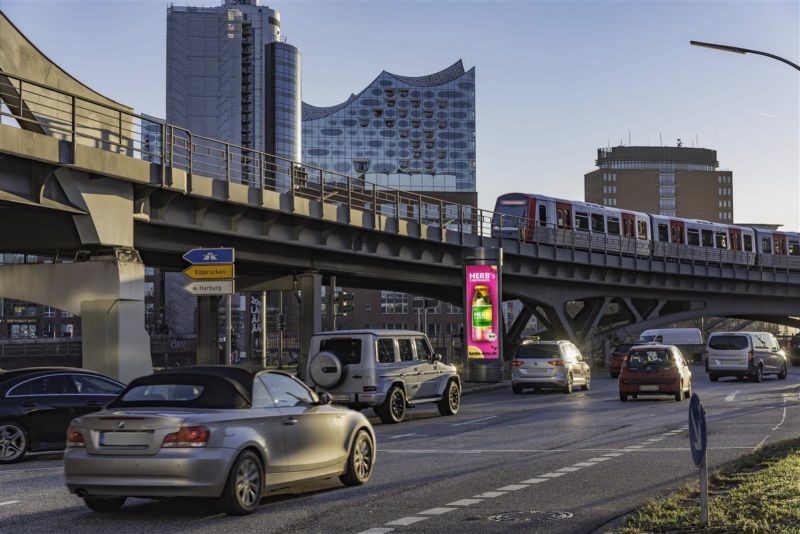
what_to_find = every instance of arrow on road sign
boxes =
[183,264,234,280]
[183,247,235,265]
[688,393,707,467]
[183,280,235,296]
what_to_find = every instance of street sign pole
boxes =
[225,294,232,365]
[261,291,267,368]
[329,276,337,331]
[689,393,709,528]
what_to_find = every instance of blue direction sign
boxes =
[689,393,707,467]
[183,247,234,265]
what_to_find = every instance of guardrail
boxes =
[1,70,798,275]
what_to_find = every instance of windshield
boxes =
[121,384,204,402]
[516,345,561,359]
[319,338,362,365]
[639,335,656,343]
[708,335,749,350]
[626,349,673,372]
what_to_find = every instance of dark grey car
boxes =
[64,366,375,515]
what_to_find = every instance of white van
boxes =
[706,332,788,382]
[639,328,703,345]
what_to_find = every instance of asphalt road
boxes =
[1,367,798,534]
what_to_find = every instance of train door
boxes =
[729,228,742,251]
[669,219,685,244]
[556,202,572,229]
[773,233,786,256]
[621,213,635,238]
[524,197,536,241]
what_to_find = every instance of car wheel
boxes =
[0,421,28,464]
[619,392,628,402]
[339,429,374,486]
[438,380,461,416]
[83,497,126,513]
[375,386,406,424]
[581,374,591,391]
[219,450,263,515]
[685,381,692,399]
[709,374,719,382]
[752,365,763,383]
[562,374,573,394]
[512,384,523,395]
[778,364,788,380]
[674,382,683,402]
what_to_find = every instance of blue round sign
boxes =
[688,393,707,467]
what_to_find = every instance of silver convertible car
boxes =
[64,366,376,515]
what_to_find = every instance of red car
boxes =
[609,343,634,378]
[619,345,692,402]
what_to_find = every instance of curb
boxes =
[461,381,510,395]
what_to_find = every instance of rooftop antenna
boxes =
[696,134,700,147]
[628,131,631,146]
[659,132,663,146]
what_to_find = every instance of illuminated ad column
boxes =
[463,248,503,383]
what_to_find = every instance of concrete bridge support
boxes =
[0,250,152,381]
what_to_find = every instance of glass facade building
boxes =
[302,60,476,192]
[264,42,301,161]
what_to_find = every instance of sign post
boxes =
[183,247,236,364]
[689,393,709,528]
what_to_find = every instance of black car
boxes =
[0,367,124,463]
[789,335,800,367]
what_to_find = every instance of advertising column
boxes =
[464,248,503,382]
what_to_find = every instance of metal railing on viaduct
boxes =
[2,69,800,346]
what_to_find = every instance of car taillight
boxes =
[548,360,564,366]
[511,360,523,367]
[748,350,754,360]
[162,426,209,448]
[363,386,377,392]
[67,427,85,448]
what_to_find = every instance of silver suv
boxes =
[305,330,461,424]
[511,339,591,394]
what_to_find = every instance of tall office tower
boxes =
[166,0,301,161]
[584,145,733,223]
[302,61,477,342]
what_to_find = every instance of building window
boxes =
[43,306,56,318]
[659,186,675,197]
[381,291,408,314]
[659,198,676,210]
[659,173,675,185]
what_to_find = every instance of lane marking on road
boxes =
[447,499,483,506]
[475,491,507,498]
[588,457,611,462]
[521,478,548,484]
[418,507,456,515]
[725,390,741,402]
[646,438,665,442]
[385,517,427,526]
[497,484,528,491]
[573,461,598,467]
[625,445,644,449]
[603,452,623,457]
[0,501,20,506]
[451,415,498,427]
[355,529,394,534]
[557,466,582,472]
[539,472,566,478]
[0,467,63,475]
[772,407,788,432]
[385,433,423,439]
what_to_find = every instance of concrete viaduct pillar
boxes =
[0,251,152,382]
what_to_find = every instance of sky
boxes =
[1,0,798,229]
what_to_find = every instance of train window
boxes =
[591,213,604,232]
[557,209,565,228]
[687,229,700,246]
[715,233,728,249]
[775,239,785,255]
[637,221,647,240]
[701,230,713,247]
[789,241,800,256]
[743,234,753,252]
[658,224,668,242]
[539,205,547,227]
[575,212,590,231]
[607,217,620,235]
[761,237,772,254]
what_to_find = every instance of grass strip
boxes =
[618,437,800,533]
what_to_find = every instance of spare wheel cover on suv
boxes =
[309,351,345,389]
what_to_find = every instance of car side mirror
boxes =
[432,353,442,362]
[317,391,332,405]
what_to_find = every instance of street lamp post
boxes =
[690,40,800,71]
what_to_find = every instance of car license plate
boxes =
[639,385,659,392]
[100,432,151,447]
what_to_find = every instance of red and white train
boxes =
[493,193,800,270]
